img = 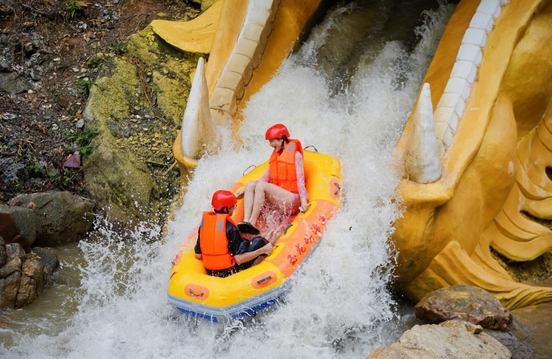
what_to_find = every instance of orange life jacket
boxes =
[268,139,303,193]
[199,211,236,270]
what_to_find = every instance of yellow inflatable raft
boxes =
[167,150,342,321]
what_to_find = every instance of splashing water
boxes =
[0,2,454,358]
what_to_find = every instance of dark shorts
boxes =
[208,236,268,277]
[235,236,268,271]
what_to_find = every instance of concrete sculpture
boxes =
[153,0,552,309]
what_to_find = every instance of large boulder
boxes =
[0,204,41,249]
[367,319,511,359]
[0,258,21,308]
[0,241,49,309]
[15,255,44,308]
[0,236,6,268]
[82,26,189,229]
[8,191,95,247]
[31,247,59,276]
[415,284,513,331]
[83,132,162,228]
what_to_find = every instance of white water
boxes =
[0,3,453,358]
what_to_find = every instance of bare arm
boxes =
[234,242,273,265]
[194,232,202,259]
[295,151,309,211]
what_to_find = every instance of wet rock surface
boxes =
[388,283,552,359]
[8,191,95,247]
[366,319,511,358]
[1,191,95,248]
[509,299,552,359]
[0,239,47,309]
[415,284,512,331]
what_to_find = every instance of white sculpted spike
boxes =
[405,83,442,183]
[181,57,220,159]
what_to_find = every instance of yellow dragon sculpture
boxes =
[152,0,552,309]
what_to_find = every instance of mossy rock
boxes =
[82,24,199,226]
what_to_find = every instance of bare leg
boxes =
[249,182,296,226]
[249,183,266,225]
[242,181,257,223]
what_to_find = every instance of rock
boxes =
[0,236,6,268]
[15,257,44,308]
[0,72,32,94]
[0,245,49,309]
[63,151,81,168]
[366,319,511,359]
[82,130,162,228]
[0,157,26,185]
[486,329,534,359]
[8,191,95,247]
[32,247,59,276]
[0,267,21,308]
[0,257,21,279]
[415,284,512,331]
[0,204,41,249]
[508,301,552,358]
[6,242,26,263]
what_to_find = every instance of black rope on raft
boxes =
[303,145,318,152]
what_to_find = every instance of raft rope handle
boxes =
[303,145,318,152]
[242,164,257,176]
[334,182,341,196]
[256,275,273,285]
[188,288,204,298]
[283,223,293,235]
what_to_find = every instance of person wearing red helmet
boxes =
[194,190,276,277]
[238,124,309,235]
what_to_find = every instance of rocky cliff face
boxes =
[0,0,198,227]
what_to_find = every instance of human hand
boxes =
[299,199,310,213]
[263,242,274,256]
[265,229,280,244]
[236,189,244,199]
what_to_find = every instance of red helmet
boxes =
[211,190,237,211]
[265,123,290,140]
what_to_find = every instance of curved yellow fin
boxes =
[150,0,224,54]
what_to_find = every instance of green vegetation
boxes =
[28,164,46,175]
[148,125,160,133]
[64,0,82,18]
[65,129,100,155]
[111,41,129,55]
[86,54,103,68]
[77,79,95,96]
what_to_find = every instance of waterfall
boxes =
[0,2,454,358]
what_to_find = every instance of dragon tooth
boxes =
[181,57,220,159]
[405,83,442,183]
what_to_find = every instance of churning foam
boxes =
[0,2,453,358]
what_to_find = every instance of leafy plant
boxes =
[86,55,102,68]
[111,41,129,55]
[77,79,95,96]
[64,0,82,18]
[148,125,160,133]
[65,129,100,155]
[79,145,93,155]
[29,164,46,175]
